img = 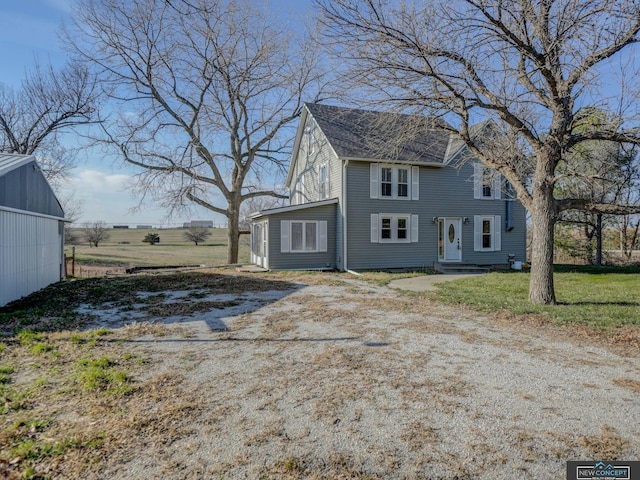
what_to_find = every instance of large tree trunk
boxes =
[529,212,557,304]
[595,213,603,266]
[226,200,240,264]
[529,174,557,304]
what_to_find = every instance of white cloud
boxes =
[58,167,228,226]
[74,169,132,192]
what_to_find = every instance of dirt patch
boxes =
[1,269,638,479]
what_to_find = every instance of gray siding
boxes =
[264,203,337,270]
[0,161,64,218]
[289,113,345,270]
[345,160,526,270]
[289,116,341,205]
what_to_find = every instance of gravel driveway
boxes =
[79,273,639,479]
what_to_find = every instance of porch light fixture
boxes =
[463,217,469,224]
[432,217,438,223]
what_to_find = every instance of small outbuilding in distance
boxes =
[0,154,66,307]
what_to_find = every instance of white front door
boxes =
[252,222,268,268]
[443,218,462,262]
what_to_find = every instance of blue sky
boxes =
[0,0,312,227]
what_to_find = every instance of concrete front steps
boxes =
[434,263,491,274]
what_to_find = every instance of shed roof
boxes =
[0,153,65,219]
[304,103,451,165]
[0,153,36,176]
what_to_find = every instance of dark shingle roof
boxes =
[444,121,491,163]
[304,103,450,165]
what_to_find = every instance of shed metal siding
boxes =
[0,161,64,218]
[0,210,63,307]
[263,203,336,270]
[345,160,526,270]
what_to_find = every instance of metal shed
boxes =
[0,154,66,307]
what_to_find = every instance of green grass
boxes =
[75,356,133,394]
[0,365,14,384]
[66,227,250,267]
[435,266,640,329]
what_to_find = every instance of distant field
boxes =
[66,228,249,268]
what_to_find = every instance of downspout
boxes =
[342,158,349,272]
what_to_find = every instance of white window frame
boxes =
[371,214,419,243]
[474,164,502,200]
[305,127,315,155]
[474,215,502,252]
[294,173,306,205]
[371,164,419,200]
[318,163,328,200]
[281,220,327,253]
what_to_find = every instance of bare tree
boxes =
[59,191,85,244]
[67,0,328,264]
[556,115,640,265]
[0,61,98,182]
[239,194,287,231]
[183,227,212,246]
[84,221,110,247]
[317,0,640,304]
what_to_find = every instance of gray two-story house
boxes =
[249,103,526,272]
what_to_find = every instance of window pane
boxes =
[305,222,317,251]
[381,217,391,239]
[320,166,327,198]
[482,219,492,248]
[291,222,303,251]
[398,168,408,197]
[482,169,492,197]
[397,217,407,239]
[381,168,392,196]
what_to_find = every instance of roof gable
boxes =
[0,153,36,176]
[304,103,451,165]
[0,153,65,218]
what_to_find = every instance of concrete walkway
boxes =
[388,273,480,292]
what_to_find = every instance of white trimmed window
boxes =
[319,164,328,199]
[371,214,419,243]
[293,173,306,205]
[370,164,419,200]
[474,164,502,200]
[474,215,502,251]
[305,127,315,155]
[280,220,327,253]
